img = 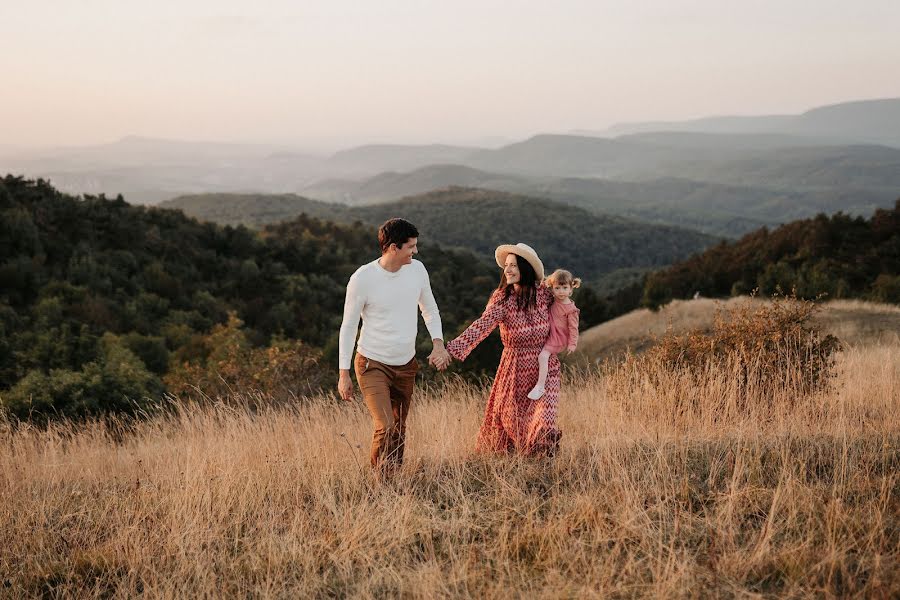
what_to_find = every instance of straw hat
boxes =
[494,243,544,281]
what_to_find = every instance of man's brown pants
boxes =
[354,353,418,471]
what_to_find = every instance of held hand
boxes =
[428,347,451,371]
[428,339,451,371]
[338,372,354,401]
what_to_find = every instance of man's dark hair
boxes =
[378,218,419,253]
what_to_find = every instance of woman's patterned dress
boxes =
[447,286,562,456]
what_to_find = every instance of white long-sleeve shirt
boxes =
[338,258,443,369]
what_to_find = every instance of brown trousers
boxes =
[354,353,418,470]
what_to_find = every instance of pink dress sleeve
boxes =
[447,290,506,362]
[566,303,580,352]
[539,285,554,304]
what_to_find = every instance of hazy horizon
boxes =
[3,0,900,153]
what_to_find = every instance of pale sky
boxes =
[2,0,899,151]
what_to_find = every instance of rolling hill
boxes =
[640,199,900,307]
[325,144,480,176]
[163,187,719,284]
[160,193,346,228]
[0,175,527,420]
[4,99,899,208]
[302,164,526,206]
[603,98,900,147]
[297,164,898,237]
[460,133,900,191]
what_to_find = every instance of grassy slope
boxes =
[2,336,898,597]
[577,297,900,363]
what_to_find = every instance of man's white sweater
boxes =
[339,258,443,369]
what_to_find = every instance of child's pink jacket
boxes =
[544,300,579,354]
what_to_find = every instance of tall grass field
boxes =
[1,299,898,598]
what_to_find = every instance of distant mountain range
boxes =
[162,187,718,287]
[455,133,900,186]
[300,164,898,237]
[302,164,524,205]
[3,99,898,238]
[599,98,900,146]
[326,144,480,176]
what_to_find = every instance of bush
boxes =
[164,313,328,404]
[607,293,841,418]
[1,333,163,423]
[871,274,900,303]
[120,332,170,375]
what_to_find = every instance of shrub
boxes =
[163,312,327,404]
[0,333,163,423]
[607,293,841,419]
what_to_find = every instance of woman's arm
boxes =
[446,290,506,362]
[538,285,553,304]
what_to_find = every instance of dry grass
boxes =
[2,342,899,597]
[577,297,900,363]
[607,296,842,418]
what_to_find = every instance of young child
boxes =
[528,269,581,400]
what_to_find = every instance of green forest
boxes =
[3,175,897,423]
[0,176,634,422]
[641,199,900,307]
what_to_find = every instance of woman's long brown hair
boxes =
[496,254,538,312]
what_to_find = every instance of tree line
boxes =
[0,176,633,422]
[641,199,900,307]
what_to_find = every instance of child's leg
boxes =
[528,349,551,399]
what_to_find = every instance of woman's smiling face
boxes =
[503,254,520,285]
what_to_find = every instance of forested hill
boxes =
[641,199,900,307]
[161,193,344,228]
[350,188,718,282]
[0,176,538,421]
[164,187,719,283]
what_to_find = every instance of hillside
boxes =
[6,321,898,598]
[518,175,893,237]
[577,297,900,364]
[164,187,719,284]
[5,100,899,207]
[301,164,527,206]
[347,188,718,279]
[463,134,665,178]
[640,200,900,307]
[613,131,833,150]
[605,98,900,146]
[0,176,522,421]
[297,164,898,237]
[325,144,480,176]
[665,144,900,192]
[460,133,900,193]
[161,193,347,228]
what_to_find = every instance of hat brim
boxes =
[495,244,544,281]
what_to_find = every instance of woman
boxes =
[446,243,562,456]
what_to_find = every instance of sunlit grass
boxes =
[1,342,898,598]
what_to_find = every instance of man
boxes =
[338,218,450,473]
